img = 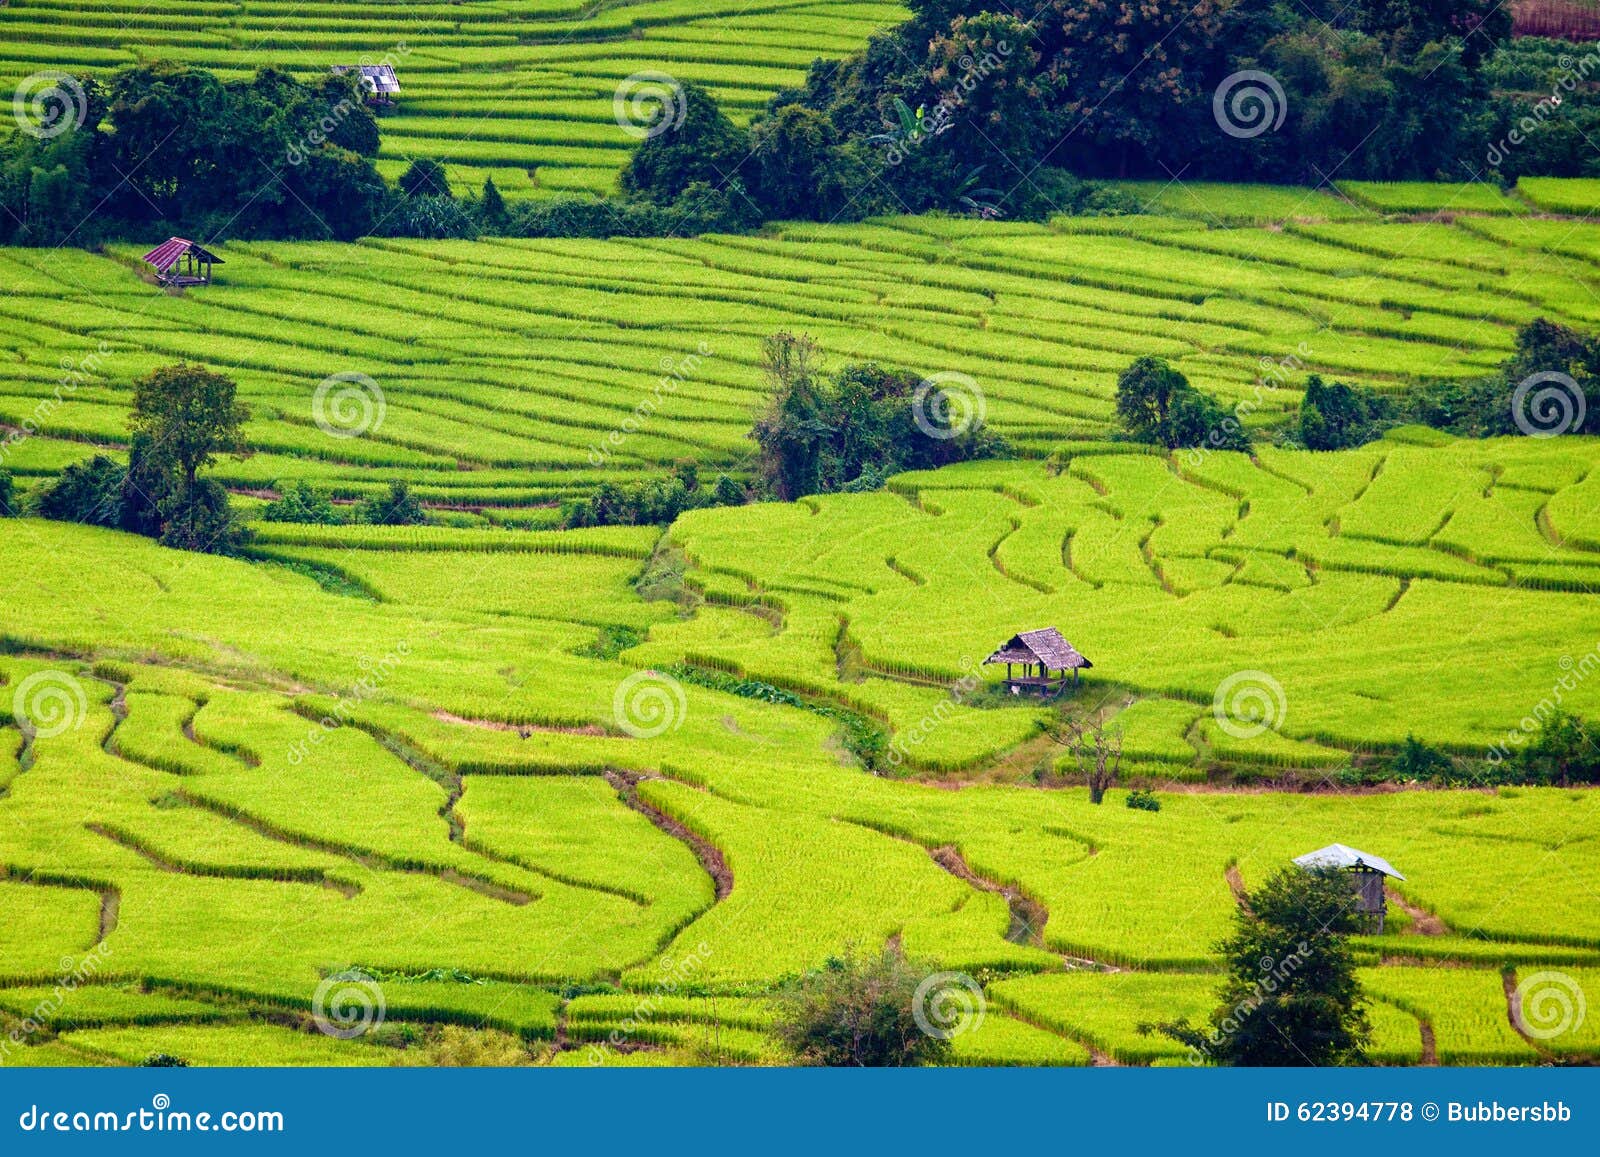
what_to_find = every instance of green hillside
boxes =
[0,0,908,197]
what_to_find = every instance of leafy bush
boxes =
[772,945,954,1066]
[360,481,427,526]
[1297,375,1390,450]
[32,455,126,526]
[752,332,1008,500]
[1116,357,1248,451]
[261,482,341,524]
[398,159,451,200]
[1125,788,1161,811]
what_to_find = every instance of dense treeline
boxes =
[1,65,387,245]
[11,18,1600,248]
[617,7,1600,225]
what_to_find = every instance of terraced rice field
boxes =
[7,189,1600,513]
[0,0,909,198]
[3,419,1600,1065]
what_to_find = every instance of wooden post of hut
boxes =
[982,627,1092,698]
[1292,843,1405,933]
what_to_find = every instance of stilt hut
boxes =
[140,238,222,287]
[1293,843,1404,933]
[983,627,1091,697]
[331,64,401,107]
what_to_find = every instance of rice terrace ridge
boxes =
[1,0,1600,1088]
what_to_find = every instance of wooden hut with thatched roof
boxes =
[984,627,1091,697]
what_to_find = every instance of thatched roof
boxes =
[984,627,1091,670]
[140,237,222,273]
[1294,843,1405,880]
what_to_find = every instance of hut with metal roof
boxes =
[331,64,400,106]
[1293,843,1404,932]
[983,627,1091,697]
[140,238,222,288]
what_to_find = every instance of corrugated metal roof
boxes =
[1294,843,1405,880]
[140,237,222,272]
[984,627,1092,670]
[332,64,400,94]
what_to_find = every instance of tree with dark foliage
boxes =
[1116,357,1249,451]
[773,945,954,1066]
[1147,867,1372,1066]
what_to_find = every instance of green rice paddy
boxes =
[1,55,1599,1059]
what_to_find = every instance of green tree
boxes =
[1149,867,1371,1065]
[129,364,248,553]
[399,158,452,199]
[262,482,339,524]
[749,104,839,220]
[0,468,13,517]
[1389,733,1455,781]
[157,476,245,553]
[131,364,247,493]
[479,176,508,230]
[32,455,127,527]
[621,83,747,205]
[361,480,427,526]
[772,945,955,1066]
[1518,710,1598,787]
[751,332,830,499]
